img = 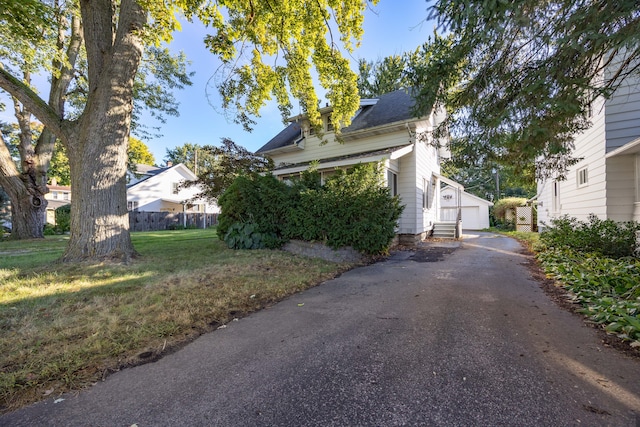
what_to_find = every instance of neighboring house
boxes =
[45,179,71,224]
[126,163,219,214]
[441,185,493,230]
[256,89,464,243]
[537,71,640,229]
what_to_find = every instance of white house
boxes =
[441,185,493,230]
[126,163,218,214]
[537,70,640,228]
[256,89,464,243]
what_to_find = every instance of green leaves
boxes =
[217,163,404,255]
[424,0,640,179]
[537,216,640,346]
[201,0,377,132]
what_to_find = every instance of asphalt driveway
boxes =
[2,232,639,426]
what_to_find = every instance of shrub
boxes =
[223,222,274,249]
[541,214,640,258]
[286,164,403,254]
[216,173,292,249]
[217,163,404,255]
[54,204,71,233]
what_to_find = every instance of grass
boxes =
[0,229,356,413]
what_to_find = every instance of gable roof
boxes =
[256,89,419,154]
[127,163,197,189]
[441,185,494,206]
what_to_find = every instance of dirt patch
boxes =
[410,246,458,263]
[517,244,640,360]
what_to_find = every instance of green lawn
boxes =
[0,229,355,412]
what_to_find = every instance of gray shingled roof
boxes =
[256,89,417,154]
[255,122,302,154]
[343,89,415,133]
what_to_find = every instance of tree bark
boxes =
[60,0,145,262]
[0,133,47,239]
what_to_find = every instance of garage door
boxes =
[461,206,481,230]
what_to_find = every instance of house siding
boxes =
[270,127,414,168]
[605,155,636,221]
[605,77,640,152]
[538,97,608,226]
[127,166,218,214]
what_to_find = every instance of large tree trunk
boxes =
[8,189,47,239]
[60,0,145,262]
[62,114,135,261]
[0,133,47,239]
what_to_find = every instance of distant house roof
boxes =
[127,164,170,187]
[256,89,418,154]
[127,163,197,189]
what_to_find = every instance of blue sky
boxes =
[0,1,436,165]
[146,1,436,164]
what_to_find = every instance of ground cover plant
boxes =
[0,229,354,413]
[536,216,640,347]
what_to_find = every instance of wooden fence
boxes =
[129,211,218,232]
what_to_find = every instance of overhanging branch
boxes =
[0,65,68,142]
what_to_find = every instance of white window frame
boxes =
[636,155,640,202]
[552,180,561,213]
[422,177,430,210]
[387,170,398,197]
[127,201,139,211]
[172,182,180,195]
[577,166,588,188]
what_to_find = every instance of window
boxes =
[387,170,398,197]
[63,192,69,201]
[172,182,179,194]
[636,155,640,202]
[552,180,560,213]
[127,201,139,211]
[326,114,334,132]
[52,191,58,200]
[577,167,588,187]
[422,177,430,209]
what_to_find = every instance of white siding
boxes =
[270,127,414,168]
[538,97,608,226]
[605,155,636,221]
[127,166,219,213]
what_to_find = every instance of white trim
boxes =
[432,173,464,191]
[271,145,414,176]
[605,136,640,158]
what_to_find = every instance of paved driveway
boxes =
[2,232,639,426]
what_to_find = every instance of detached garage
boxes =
[440,185,493,230]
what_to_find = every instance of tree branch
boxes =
[0,65,68,141]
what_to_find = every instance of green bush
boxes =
[541,214,640,258]
[223,222,274,249]
[217,163,404,255]
[286,164,404,254]
[54,204,71,233]
[216,173,292,249]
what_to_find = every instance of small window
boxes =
[63,192,69,201]
[577,167,588,187]
[387,170,398,197]
[422,177,430,209]
[172,182,179,194]
[326,114,334,132]
[52,191,58,200]
[127,201,139,211]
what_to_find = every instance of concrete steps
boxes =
[432,222,457,239]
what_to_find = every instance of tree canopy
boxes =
[0,0,374,260]
[420,0,640,180]
[165,138,272,201]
